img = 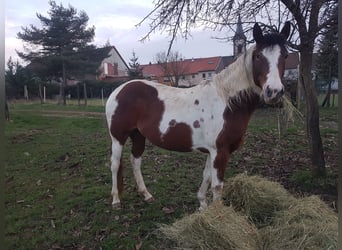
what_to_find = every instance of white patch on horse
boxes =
[105,83,127,123]
[155,83,226,150]
[214,45,261,109]
[262,45,283,93]
[130,154,153,201]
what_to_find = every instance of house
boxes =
[176,56,231,86]
[140,62,164,83]
[96,46,130,82]
[141,56,235,87]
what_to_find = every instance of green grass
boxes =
[5,100,338,249]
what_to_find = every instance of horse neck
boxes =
[213,46,261,106]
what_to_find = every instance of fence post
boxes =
[43,86,46,103]
[83,83,87,106]
[101,88,104,106]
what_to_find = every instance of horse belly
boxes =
[139,120,194,152]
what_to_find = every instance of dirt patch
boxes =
[321,121,338,130]
[10,129,44,144]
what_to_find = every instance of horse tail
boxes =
[117,159,124,195]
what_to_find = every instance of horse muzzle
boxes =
[263,85,284,104]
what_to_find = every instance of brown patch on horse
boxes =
[162,122,193,151]
[129,129,146,158]
[278,47,288,78]
[110,81,192,152]
[252,48,269,88]
[214,91,261,181]
[169,119,177,127]
[193,120,200,128]
[110,81,164,145]
[197,147,209,153]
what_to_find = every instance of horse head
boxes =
[252,22,291,104]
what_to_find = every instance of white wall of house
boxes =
[101,48,128,76]
[178,71,216,87]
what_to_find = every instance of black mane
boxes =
[260,33,286,46]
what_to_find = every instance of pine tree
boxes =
[17,0,108,104]
[5,57,32,98]
[127,51,143,79]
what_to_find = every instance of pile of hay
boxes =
[222,173,296,227]
[159,174,337,250]
[159,202,258,250]
[259,195,338,249]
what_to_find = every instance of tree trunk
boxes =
[300,49,326,176]
[5,100,10,121]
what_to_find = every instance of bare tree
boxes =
[155,51,189,87]
[138,0,338,175]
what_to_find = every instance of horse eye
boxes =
[254,53,261,60]
[284,53,288,59]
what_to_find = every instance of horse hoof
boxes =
[112,203,121,210]
[145,197,154,203]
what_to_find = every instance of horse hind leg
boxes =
[129,129,153,202]
[110,137,124,208]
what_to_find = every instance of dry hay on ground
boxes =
[222,173,296,227]
[159,202,258,250]
[259,195,337,250]
[160,174,337,250]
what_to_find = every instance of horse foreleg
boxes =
[130,155,153,202]
[110,139,123,208]
[211,150,229,202]
[197,155,211,210]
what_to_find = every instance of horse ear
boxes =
[253,23,264,44]
[280,21,291,40]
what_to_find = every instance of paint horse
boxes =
[105,22,291,210]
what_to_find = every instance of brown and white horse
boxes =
[105,22,291,210]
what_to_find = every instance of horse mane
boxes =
[213,46,261,109]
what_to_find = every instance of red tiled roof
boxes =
[181,56,222,74]
[140,64,164,77]
[140,56,222,77]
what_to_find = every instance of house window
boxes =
[182,75,185,80]
[208,72,212,79]
[192,75,196,79]
[202,73,206,79]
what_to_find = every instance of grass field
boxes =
[5,100,338,249]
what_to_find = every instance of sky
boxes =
[5,0,237,66]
